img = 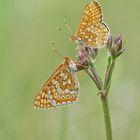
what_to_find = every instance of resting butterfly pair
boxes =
[34,1,110,110]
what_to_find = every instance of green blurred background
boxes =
[0,0,139,140]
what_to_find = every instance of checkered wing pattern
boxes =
[72,1,110,48]
[34,57,80,110]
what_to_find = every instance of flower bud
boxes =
[77,47,88,65]
[85,46,98,59]
[106,35,113,50]
[110,35,125,58]
[114,35,122,51]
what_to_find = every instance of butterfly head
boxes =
[70,35,86,47]
[69,61,78,73]
[64,57,78,73]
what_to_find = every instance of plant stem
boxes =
[89,72,113,140]
[101,96,113,140]
[86,50,118,140]
[86,69,102,90]
[104,58,116,95]
[100,58,115,140]
[60,107,68,140]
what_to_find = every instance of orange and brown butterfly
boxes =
[71,1,110,48]
[34,57,80,110]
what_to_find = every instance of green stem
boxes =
[101,58,115,140]
[86,69,102,90]
[90,65,103,88]
[88,57,103,89]
[87,54,116,140]
[60,107,68,140]
[101,96,113,140]
[104,59,116,95]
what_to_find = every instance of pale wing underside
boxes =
[34,58,79,110]
[74,1,110,48]
[77,1,103,34]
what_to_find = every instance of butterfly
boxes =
[34,57,80,110]
[71,1,110,48]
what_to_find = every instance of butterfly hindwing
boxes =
[34,57,80,110]
[72,1,110,48]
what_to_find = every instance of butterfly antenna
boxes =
[51,41,65,58]
[64,20,73,35]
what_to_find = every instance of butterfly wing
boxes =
[72,1,110,48]
[34,57,80,110]
[93,23,110,48]
[77,1,103,33]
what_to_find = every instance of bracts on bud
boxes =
[106,34,125,59]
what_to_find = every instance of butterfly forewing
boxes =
[72,1,110,48]
[34,57,80,110]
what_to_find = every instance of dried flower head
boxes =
[76,46,98,69]
[114,35,122,51]
[106,35,125,58]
